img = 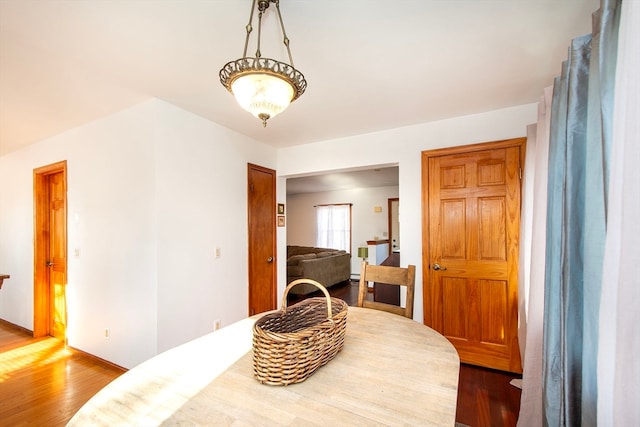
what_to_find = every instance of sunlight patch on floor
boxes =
[0,338,70,382]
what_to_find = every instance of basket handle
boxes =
[283,279,333,319]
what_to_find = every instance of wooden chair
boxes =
[357,261,416,319]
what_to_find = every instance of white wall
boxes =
[153,101,276,353]
[0,100,535,366]
[278,103,537,322]
[286,186,399,275]
[0,99,277,368]
[0,101,158,368]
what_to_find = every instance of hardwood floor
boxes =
[0,320,125,426]
[1,280,521,426]
[456,363,522,427]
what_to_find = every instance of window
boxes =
[316,204,352,252]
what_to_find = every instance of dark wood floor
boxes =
[1,280,521,426]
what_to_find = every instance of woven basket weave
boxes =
[252,279,348,386]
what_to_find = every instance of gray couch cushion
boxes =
[287,253,316,266]
[287,246,315,257]
[287,265,304,277]
[315,251,336,258]
[287,245,339,257]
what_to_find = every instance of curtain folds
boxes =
[517,87,552,427]
[542,0,623,420]
[517,0,623,425]
[542,32,593,426]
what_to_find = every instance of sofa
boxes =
[286,245,352,295]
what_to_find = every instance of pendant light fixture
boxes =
[219,0,307,127]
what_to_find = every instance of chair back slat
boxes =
[357,261,416,319]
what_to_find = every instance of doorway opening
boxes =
[285,166,399,280]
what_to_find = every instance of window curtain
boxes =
[597,1,640,425]
[316,204,351,251]
[517,86,553,427]
[532,0,622,425]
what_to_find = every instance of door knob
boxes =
[46,261,53,267]
[266,256,274,263]
[432,263,447,271]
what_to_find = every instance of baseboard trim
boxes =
[1,317,127,373]
[68,345,128,373]
[0,317,33,335]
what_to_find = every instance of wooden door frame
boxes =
[33,160,68,338]
[421,138,526,327]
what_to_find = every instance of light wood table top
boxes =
[68,307,460,426]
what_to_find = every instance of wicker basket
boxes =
[252,279,348,386]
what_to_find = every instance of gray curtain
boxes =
[542,0,621,426]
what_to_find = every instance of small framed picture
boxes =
[277,203,285,215]
[277,215,285,227]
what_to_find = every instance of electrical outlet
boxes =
[104,328,110,339]
[214,319,221,331]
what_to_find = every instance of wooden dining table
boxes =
[67,307,460,426]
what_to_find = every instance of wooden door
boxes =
[34,161,67,340]
[388,198,400,252]
[422,139,524,373]
[48,171,67,339]
[247,163,277,315]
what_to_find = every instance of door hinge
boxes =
[519,167,522,180]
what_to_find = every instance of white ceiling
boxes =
[0,0,598,156]
[287,166,399,195]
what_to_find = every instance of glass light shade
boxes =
[231,73,295,123]
[357,247,369,259]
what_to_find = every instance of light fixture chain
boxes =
[274,0,295,68]
[242,0,258,58]
[256,8,263,58]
